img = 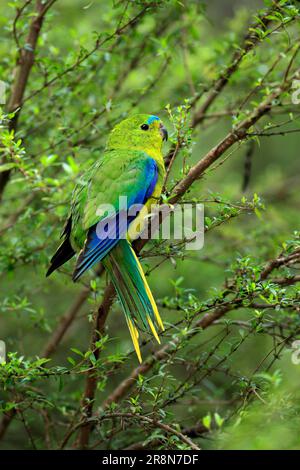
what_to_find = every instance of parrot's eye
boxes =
[140,124,149,131]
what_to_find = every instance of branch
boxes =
[0,2,156,200]
[164,0,287,167]
[22,4,155,106]
[247,129,300,137]
[125,421,207,450]
[12,0,33,51]
[260,248,300,280]
[0,194,35,235]
[76,65,300,447]
[101,302,234,410]
[242,140,255,192]
[98,244,300,412]
[0,266,104,441]
[170,70,299,202]
[63,412,200,450]
[0,0,58,200]
[41,287,91,358]
[271,275,300,286]
[76,283,116,449]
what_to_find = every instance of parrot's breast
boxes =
[127,172,163,242]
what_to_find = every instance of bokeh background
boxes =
[0,0,299,450]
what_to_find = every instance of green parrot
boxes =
[46,114,168,362]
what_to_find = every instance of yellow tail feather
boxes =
[126,317,142,363]
[147,315,161,344]
[130,245,165,332]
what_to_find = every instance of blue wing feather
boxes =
[72,157,158,281]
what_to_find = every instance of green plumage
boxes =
[102,239,162,363]
[70,149,163,249]
[47,114,168,362]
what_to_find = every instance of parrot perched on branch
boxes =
[46,114,168,362]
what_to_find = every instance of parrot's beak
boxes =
[160,123,168,141]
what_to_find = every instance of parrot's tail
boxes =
[103,239,164,363]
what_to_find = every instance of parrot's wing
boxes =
[46,216,75,277]
[72,151,158,281]
[46,160,103,277]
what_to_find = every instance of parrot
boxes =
[46,114,168,362]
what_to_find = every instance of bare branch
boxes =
[0,0,58,199]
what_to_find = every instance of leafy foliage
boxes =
[0,0,300,450]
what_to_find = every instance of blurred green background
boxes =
[0,0,299,450]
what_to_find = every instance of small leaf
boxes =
[70,348,84,357]
[214,412,224,428]
[67,357,75,366]
[202,413,212,430]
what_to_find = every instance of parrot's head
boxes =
[106,114,168,154]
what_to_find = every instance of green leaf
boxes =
[0,163,17,172]
[70,348,84,357]
[202,413,212,430]
[214,412,225,428]
[67,357,75,366]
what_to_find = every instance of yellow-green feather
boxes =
[102,239,164,363]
